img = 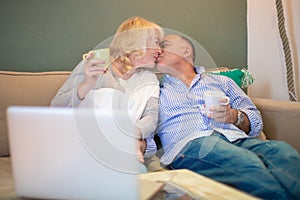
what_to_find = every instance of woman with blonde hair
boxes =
[51,16,164,164]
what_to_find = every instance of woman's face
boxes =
[130,32,162,68]
[115,31,162,80]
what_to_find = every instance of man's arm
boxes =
[210,77,263,136]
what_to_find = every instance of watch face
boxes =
[240,112,245,121]
[236,110,244,126]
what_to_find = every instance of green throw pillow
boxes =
[209,68,255,88]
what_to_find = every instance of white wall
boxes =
[247,0,300,101]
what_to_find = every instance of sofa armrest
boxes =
[251,97,300,152]
[0,71,71,156]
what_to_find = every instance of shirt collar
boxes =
[195,66,206,74]
[162,66,206,89]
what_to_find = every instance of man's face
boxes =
[156,34,186,74]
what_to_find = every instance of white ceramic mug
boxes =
[204,91,230,114]
[82,48,110,67]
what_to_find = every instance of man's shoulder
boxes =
[203,72,232,82]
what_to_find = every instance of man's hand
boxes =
[207,100,235,124]
[208,98,250,133]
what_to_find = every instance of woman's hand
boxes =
[136,139,146,163]
[77,52,108,100]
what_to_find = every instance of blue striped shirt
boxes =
[157,66,263,165]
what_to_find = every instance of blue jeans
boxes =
[168,133,300,200]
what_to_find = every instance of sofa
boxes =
[1,70,300,199]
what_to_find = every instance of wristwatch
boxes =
[235,110,245,126]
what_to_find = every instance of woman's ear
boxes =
[129,51,145,67]
[129,52,139,61]
[132,51,144,60]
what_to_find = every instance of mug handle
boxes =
[82,53,89,60]
[82,51,94,60]
[220,96,230,105]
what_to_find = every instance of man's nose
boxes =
[157,47,163,55]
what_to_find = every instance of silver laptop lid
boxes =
[7,106,140,200]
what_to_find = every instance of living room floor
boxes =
[0,157,16,199]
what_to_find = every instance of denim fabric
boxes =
[169,133,300,200]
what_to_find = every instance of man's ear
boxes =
[183,46,192,58]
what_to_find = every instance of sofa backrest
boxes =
[0,70,263,156]
[1,71,298,157]
[0,71,71,156]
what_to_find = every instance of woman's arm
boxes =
[51,53,109,107]
[135,97,159,138]
[50,61,85,107]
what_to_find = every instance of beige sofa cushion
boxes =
[0,71,71,156]
[251,97,300,152]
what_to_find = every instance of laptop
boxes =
[7,106,145,200]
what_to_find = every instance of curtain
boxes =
[247,0,300,101]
